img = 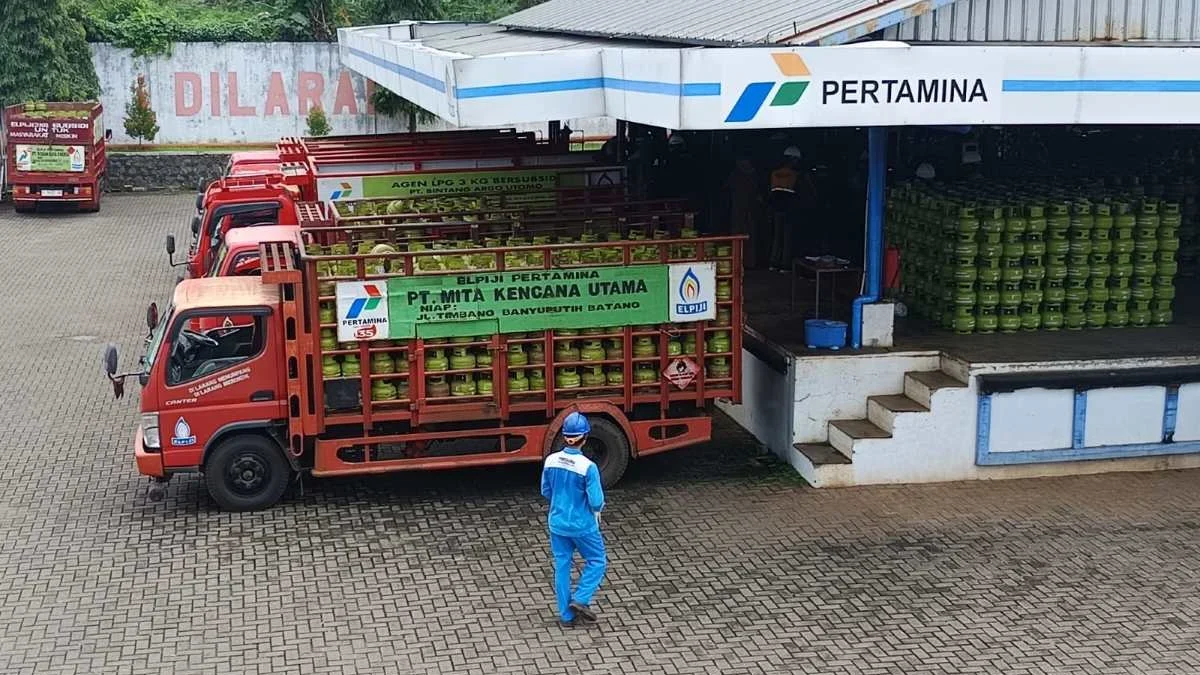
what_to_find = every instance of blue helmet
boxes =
[562,411,590,438]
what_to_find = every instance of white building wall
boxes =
[90,42,615,144]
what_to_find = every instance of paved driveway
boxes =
[2,194,1199,675]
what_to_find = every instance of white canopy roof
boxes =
[340,21,1200,130]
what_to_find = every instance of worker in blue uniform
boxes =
[540,411,607,627]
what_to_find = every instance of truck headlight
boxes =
[141,413,161,449]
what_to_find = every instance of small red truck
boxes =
[108,208,744,511]
[4,102,108,212]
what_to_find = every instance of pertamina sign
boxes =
[716,49,997,128]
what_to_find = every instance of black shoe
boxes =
[559,617,577,628]
[569,602,597,622]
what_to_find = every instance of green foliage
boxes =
[371,88,436,132]
[0,0,100,106]
[124,75,160,143]
[306,105,332,136]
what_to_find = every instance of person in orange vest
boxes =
[766,146,812,271]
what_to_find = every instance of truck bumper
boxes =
[134,427,165,477]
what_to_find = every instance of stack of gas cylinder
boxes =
[888,182,1179,333]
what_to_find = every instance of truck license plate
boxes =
[41,189,63,197]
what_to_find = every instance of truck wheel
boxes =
[13,202,33,214]
[204,435,291,511]
[551,417,630,488]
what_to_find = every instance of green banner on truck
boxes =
[386,266,669,338]
[362,169,562,199]
[14,144,85,172]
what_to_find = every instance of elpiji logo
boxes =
[330,181,354,199]
[725,53,811,123]
[345,283,382,319]
[675,267,708,315]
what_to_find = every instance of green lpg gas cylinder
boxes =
[508,369,530,393]
[980,207,1005,243]
[1047,203,1071,238]
[371,352,395,374]
[1044,280,1066,303]
[978,241,1004,263]
[1088,284,1110,303]
[322,356,342,378]
[1020,304,1043,331]
[707,357,732,379]
[1042,302,1064,331]
[606,367,624,385]
[475,373,494,395]
[451,374,477,396]
[1154,277,1176,301]
[580,340,605,362]
[528,343,546,365]
[708,331,732,353]
[955,241,978,267]
[449,347,476,370]
[1000,281,1023,306]
[953,306,976,334]
[529,369,546,391]
[555,367,581,389]
[425,348,449,372]
[998,306,1021,333]
[581,366,606,387]
[1046,264,1068,281]
[555,340,580,362]
[666,337,683,356]
[1152,300,1173,326]
[319,303,335,325]
[1022,280,1044,305]
[1086,302,1108,329]
[1064,306,1086,330]
[1026,205,1047,237]
[957,207,979,239]
[341,354,361,377]
[371,379,397,401]
[1107,302,1130,327]
[507,343,528,366]
[977,283,1000,307]
[976,306,998,333]
[1136,201,1160,239]
[1158,260,1179,277]
[634,363,658,383]
[1046,238,1070,266]
[320,329,337,351]
[633,337,656,357]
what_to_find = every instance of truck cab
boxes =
[115,277,292,510]
[182,179,300,278]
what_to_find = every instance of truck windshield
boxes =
[209,240,231,277]
[143,307,172,373]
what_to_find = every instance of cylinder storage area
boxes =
[887,126,1198,337]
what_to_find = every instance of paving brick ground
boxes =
[3,194,1200,674]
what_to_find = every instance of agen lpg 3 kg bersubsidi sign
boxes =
[335,263,716,341]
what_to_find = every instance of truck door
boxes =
[159,308,285,469]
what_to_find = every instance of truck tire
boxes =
[13,202,34,214]
[550,417,630,488]
[204,434,292,511]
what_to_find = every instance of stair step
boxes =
[794,443,851,466]
[904,370,967,407]
[828,418,891,456]
[867,394,929,432]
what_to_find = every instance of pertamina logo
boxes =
[726,52,990,123]
[346,284,382,319]
[675,267,708,316]
[725,53,811,123]
[330,181,354,199]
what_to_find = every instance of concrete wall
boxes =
[91,42,615,144]
[107,153,229,191]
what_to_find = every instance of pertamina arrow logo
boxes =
[725,53,811,123]
[346,284,382,319]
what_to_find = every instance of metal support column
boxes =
[851,126,888,349]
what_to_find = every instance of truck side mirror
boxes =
[105,129,113,141]
[191,215,201,236]
[166,234,176,256]
[146,302,159,331]
[104,344,119,376]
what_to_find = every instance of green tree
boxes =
[0,0,100,105]
[306,105,332,136]
[371,87,436,132]
[124,74,160,144]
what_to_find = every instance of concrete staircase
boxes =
[795,369,967,486]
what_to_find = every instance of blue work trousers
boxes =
[549,530,607,621]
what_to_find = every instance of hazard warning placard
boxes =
[663,357,700,389]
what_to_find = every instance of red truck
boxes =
[5,102,108,212]
[108,209,744,511]
[180,159,621,281]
